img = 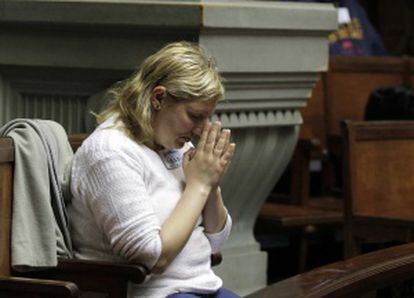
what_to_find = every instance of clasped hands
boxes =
[183,121,235,190]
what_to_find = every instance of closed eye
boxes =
[189,113,204,121]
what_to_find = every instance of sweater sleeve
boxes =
[80,151,162,270]
[204,212,232,254]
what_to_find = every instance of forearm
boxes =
[202,187,228,233]
[152,181,211,273]
[152,121,234,272]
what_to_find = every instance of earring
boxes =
[154,104,161,110]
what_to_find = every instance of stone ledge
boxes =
[0,1,200,28]
[212,110,303,128]
[202,1,336,32]
[1,1,336,33]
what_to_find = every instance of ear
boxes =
[151,86,167,110]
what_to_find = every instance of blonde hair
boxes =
[96,41,224,147]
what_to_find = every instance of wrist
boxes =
[209,186,221,199]
[186,180,212,198]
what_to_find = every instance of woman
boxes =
[68,41,238,298]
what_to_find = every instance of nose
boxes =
[192,125,202,136]
[192,118,208,136]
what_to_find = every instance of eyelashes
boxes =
[188,113,204,122]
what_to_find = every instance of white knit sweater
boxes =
[68,117,232,298]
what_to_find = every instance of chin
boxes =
[157,139,180,150]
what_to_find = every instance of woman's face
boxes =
[152,89,217,150]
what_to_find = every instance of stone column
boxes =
[0,0,337,295]
[199,3,336,294]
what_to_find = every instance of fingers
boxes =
[214,129,230,157]
[204,122,221,153]
[219,142,235,173]
[184,121,235,188]
[196,121,234,162]
[196,121,211,150]
[221,143,236,164]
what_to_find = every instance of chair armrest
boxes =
[246,242,414,298]
[0,276,79,298]
[17,258,149,296]
[27,258,148,283]
[18,256,219,296]
[56,258,149,284]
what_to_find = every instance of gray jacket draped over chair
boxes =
[0,119,73,270]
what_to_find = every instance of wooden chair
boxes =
[341,120,414,258]
[245,242,414,298]
[0,276,79,298]
[0,134,148,297]
[0,133,222,297]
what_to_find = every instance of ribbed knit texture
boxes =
[68,117,231,298]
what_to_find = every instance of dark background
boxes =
[358,0,414,56]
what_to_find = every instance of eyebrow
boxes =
[188,108,207,115]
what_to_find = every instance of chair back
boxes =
[0,134,88,276]
[0,137,14,276]
[342,121,414,220]
[326,57,406,137]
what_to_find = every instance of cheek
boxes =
[174,116,195,133]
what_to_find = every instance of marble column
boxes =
[199,3,336,294]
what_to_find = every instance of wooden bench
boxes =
[268,56,414,206]
[342,120,414,258]
[324,56,413,193]
[259,57,414,273]
[324,56,411,137]
[257,201,342,273]
[299,56,414,195]
[246,242,414,298]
